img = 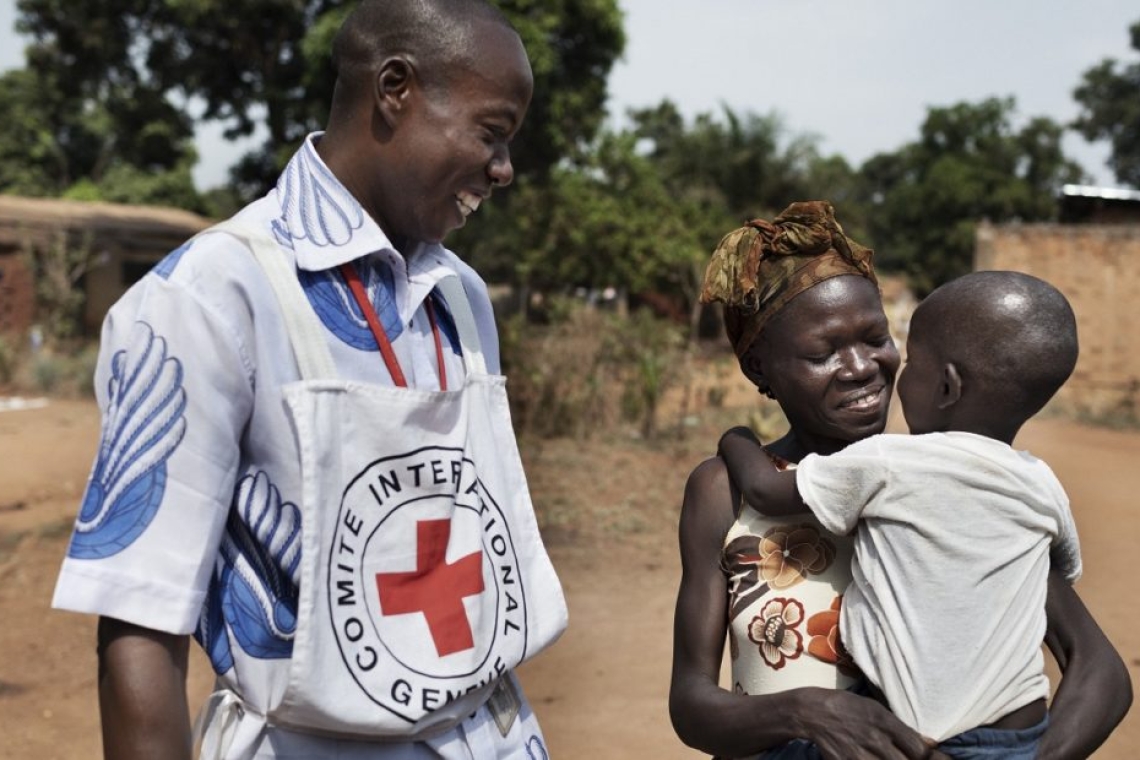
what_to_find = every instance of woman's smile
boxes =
[837,384,887,412]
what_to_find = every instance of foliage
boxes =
[460,101,864,337]
[499,299,686,440]
[69,158,204,210]
[619,102,865,318]
[629,101,824,222]
[2,1,202,207]
[0,68,70,196]
[3,3,1117,423]
[501,0,626,176]
[22,229,102,345]
[606,308,686,439]
[0,335,14,386]
[461,129,718,325]
[858,97,1084,294]
[1072,19,1140,189]
[16,345,99,397]
[498,301,613,439]
[8,0,624,203]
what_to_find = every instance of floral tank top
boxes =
[722,455,859,696]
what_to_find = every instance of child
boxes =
[718,269,1082,758]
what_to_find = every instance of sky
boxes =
[0,0,1137,190]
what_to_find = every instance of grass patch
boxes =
[0,529,28,563]
[0,517,74,563]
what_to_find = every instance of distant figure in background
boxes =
[720,270,1091,757]
[52,1,567,758]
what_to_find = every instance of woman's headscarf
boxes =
[699,200,878,357]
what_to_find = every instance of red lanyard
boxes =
[339,263,448,391]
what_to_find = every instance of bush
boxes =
[0,335,14,386]
[500,301,612,439]
[30,353,62,393]
[500,299,688,440]
[9,341,98,398]
[603,309,686,439]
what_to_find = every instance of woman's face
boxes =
[743,276,900,454]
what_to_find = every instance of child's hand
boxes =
[717,426,761,460]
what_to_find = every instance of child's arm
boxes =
[717,426,806,516]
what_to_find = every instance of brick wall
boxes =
[0,197,211,339]
[975,222,1140,422]
[0,250,34,337]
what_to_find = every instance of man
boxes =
[52,1,568,757]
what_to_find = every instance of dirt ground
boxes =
[0,391,1137,759]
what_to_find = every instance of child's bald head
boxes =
[912,270,1078,423]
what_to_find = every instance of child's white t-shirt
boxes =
[796,431,1081,741]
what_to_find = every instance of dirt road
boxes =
[0,398,1135,758]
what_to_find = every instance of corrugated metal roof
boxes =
[1061,184,1140,202]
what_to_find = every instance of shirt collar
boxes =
[271,132,449,274]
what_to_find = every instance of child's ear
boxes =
[937,362,962,410]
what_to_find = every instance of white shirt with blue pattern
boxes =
[52,133,505,712]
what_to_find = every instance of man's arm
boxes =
[1037,573,1132,760]
[98,617,193,760]
[717,426,805,515]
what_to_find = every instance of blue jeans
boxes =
[754,715,1048,759]
[937,715,1048,759]
[754,738,823,759]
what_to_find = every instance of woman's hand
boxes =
[798,687,938,760]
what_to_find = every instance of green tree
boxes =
[463,101,863,335]
[860,97,1083,294]
[627,101,824,222]
[6,0,202,207]
[623,101,871,246]
[0,68,72,196]
[462,130,716,321]
[1072,19,1140,188]
[504,0,626,176]
[12,0,624,201]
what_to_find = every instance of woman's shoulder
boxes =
[683,456,738,515]
[686,455,729,490]
[679,457,737,544]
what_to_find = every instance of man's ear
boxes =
[374,56,416,127]
[938,362,962,410]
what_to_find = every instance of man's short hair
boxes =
[332,0,514,95]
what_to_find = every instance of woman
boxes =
[669,201,1131,759]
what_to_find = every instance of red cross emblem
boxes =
[375,519,485,657]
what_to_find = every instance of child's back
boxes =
[796,429,1080,741]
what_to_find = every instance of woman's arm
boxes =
[669,457,934,759]
[97,616,193,760]
[1037,573,1132,760]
